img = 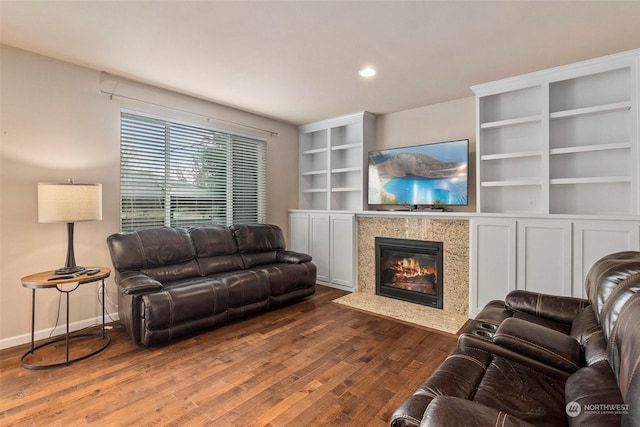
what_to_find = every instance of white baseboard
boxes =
[0,312,120,350]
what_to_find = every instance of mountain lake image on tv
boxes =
[368,139,469,207]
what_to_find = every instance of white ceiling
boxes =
[1,1,639,125]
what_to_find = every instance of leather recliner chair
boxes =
[390,251,640,426]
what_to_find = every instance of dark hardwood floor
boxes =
[0,286,457,426]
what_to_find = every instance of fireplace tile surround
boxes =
[334,216,469,334]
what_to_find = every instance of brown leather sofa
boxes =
[107,224,316,347]
[390,251,640,426]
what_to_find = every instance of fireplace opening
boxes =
[375,237,443,309]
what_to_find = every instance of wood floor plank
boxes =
[0,285,457,426]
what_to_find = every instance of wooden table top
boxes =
[21,267,111,288]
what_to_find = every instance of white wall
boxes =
[374,96,477,211]
[0,45,299,347]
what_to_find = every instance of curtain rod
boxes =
[98,90,279,137]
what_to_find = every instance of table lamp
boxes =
[38,181,103,275]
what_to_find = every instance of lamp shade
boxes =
[38,182,102,223]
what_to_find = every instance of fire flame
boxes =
[389,257,435,280]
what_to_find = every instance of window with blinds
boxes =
[120,112,266,231]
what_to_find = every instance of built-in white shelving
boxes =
[298,112,375,211]
[472,49,639,216]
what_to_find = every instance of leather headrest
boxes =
[585,251,640,323]
[231,224,285,253]
[107,227,195,272]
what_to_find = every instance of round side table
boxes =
[21,267,111,369]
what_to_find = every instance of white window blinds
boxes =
[120,112,266,231]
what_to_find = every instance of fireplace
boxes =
[375,237,443,309]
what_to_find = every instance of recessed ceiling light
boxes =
[359,67,376,78]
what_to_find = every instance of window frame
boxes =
[119,110,266,232]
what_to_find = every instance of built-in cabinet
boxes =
[472,50,639,216]
[288,211,356,291]
[470,217,640,316]
[469,218,516,315]
[292,112,373,292]
[470,50,640,317]
[572,221,640,298]
[298,112,375,211]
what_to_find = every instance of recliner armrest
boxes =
[494,317,582,373]
[422,396,535,427]
[277,250,312,264]
[116,271,163,295]
[458,333,571,381]
[505,290,589,325]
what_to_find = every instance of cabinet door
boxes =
[288,213,309,254]
[470,218,517,317]
[329,214,355,290]
[517,220,572,296]
[309,214,330,283]
[573,222,640,298]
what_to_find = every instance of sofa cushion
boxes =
[231,224,285,268]
[257,263,316,298]
[142,278,228,332]
[422,396,536,427]
[473,356,566,426]
[565,360,624,427]
[390,347,492,427]
[599,272,640,341]
[107,227,196,273]
[190,226,244,275]
[609,293,640,409]
[585,251,640,324]
[214,270,270,320]
[190,225,238,256]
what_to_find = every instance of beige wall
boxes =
[0,45,298,346]
[0,45,477,346]
[373,97,477,212]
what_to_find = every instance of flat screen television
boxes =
[368,139,469,208]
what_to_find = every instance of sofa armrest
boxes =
[277,250,312,264]
[505,290,589,325]
[494,318,582,373]
[422,396,535,427]
[116,271,163,295]
[458,333,571,381]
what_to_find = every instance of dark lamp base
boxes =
[54,266,86,275]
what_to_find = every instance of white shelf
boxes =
[302,169,328,176]
[302,188,328,193]
[302,147,329,155]
[550,101,631,120]
[481,151,542,161]
[480,115,542,129]
[550,176,631,185]
[549,142,631,155]
[331,143,361,151]
[331,187,360,192]
[332,167,360,174]
[481,179,541,187]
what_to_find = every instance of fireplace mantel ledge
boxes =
[289,209,640,222]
